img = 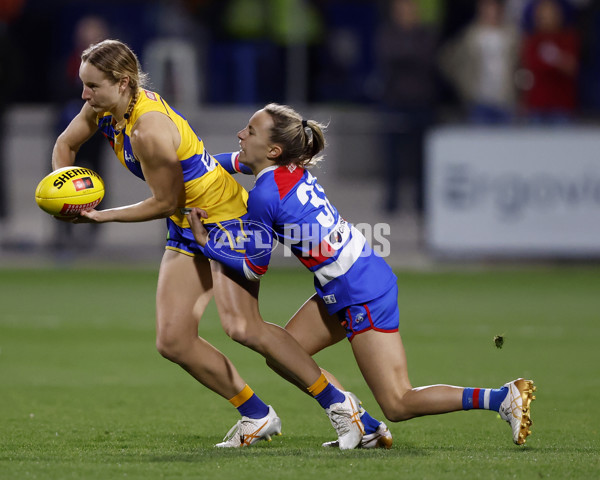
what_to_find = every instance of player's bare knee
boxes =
[379,395,413,422]
[156,330,185,363]
[381,407,411,422]
[222,318,254,346]
[156,338,176,362]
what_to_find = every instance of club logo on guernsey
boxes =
[144,90,157,101]
[323,294,337,305]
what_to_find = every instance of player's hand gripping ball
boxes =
[35,166,105,218]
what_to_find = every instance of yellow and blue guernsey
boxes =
[96,88,248,256]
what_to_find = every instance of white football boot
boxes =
[325,392,365,450]
[323,421,393,449]
[215,405,282,448]
[498,378,536,445]
[323,393,392,449]
[360,422,393,449]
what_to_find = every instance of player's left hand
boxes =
[74,209,102,223]
[187,207,209,246]
[52,209,99,223]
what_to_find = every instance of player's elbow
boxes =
[154,198,179,218]
[163,204,179,217]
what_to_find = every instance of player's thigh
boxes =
[350,330,412,402]
[209,260,261,332]
[284,294,347,356]
[156,249,213,335]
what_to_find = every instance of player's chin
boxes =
[88,103,105,113]
[238,150,250,163]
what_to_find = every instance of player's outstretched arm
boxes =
[192,215,272,282]
[214,152,253,175]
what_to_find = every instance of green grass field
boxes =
[1,265,599,479]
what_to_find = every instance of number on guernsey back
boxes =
[296,173,335,227]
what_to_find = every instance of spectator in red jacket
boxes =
[520,0,581,123]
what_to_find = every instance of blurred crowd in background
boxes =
[2,0,599,117]
[1,0,600,218]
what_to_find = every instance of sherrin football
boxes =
[35,166,105,217]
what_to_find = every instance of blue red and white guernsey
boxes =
[207,153,398,315]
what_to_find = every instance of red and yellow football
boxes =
[35,166,105,217]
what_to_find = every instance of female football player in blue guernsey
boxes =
[50,40,365,449]
[188,103,537,448]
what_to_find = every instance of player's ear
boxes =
[267,144,282,160]
[119,76,130,93]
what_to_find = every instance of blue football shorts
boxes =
[165,217,204,256]
[166,217,222,256]
[336,284,400,341]
[165,217,247,257]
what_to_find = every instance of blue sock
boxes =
[360,410,381,435]
[462,387,508,412]
[237,393,270,419]
[314,383,346,409]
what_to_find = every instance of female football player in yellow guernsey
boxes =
[51,39,364,449]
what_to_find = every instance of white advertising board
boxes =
[426,127,600,257]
